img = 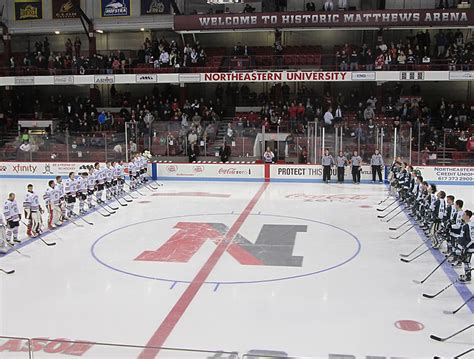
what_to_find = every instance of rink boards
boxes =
[0,161,473,185]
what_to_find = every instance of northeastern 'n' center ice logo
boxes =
[135,222,307,267]
[91,213,361,285]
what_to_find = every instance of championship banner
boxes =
[52,0,80,19]
[141,0,170,15]
[101,0,130,17]
[174,9,473,31]
[14,0,42,21]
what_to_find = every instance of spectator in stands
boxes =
[188,143,199,163]
[226,123,234,143]
[467,134,474,152]
[323,0,334,11]
[188,129,198,146]
[74,37,82,58]
[435,30,447,57]
[306,2,316,11]
[65,39,73,57]
[363,106,375,121]
[273,40,283,67]
[323,107,334,126]
[365,49,374,70]
[19,140,31,160]
[458,131,469,150]
[350,50,359,71]
[338,0,348,10]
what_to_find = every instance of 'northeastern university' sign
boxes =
[174,9,473,31]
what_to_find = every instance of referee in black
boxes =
[370,149,384,183]
[322,149,335,184]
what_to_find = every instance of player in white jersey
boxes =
[87,167,97,209]
[55,175,67,221]
[64,172,77,217]
[76,172,88,214]
[23,184,43,237]
[129,158,138,190]
[43,180,62,229]
[0,210,8,253]
[3,193,21,244]
[104,162,114,200]
[94,162,106,203]
[116,161,125,194]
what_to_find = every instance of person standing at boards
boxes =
[322,149,335,184]
[336,151,348,183]
[350,151,363,184]
[370,149,384,183]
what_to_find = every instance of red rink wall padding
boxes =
[0,162,472,185]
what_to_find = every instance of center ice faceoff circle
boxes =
[91,213,361,285]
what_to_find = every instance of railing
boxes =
[1,119,472,166]
[0,54,470,76]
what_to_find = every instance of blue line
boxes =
[90,213,362,286]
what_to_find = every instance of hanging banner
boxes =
[141,0,170,15]
[52,0,80,19]
[174,9,473,31]
[14,0,43,21]
[101,0,130,17]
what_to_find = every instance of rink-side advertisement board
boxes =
[270,164,376,183]
[414,166,474,185]
[156,163,264,182]
[0,162,94,177]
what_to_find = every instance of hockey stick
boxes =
[71,212,94,225]
[390,224,415,239]
[413,257,448,284]
[125,182,146,196]
[102,200,119,211]
[122,190,137,200]
[400,240,428,258]
[377,195,391,205]
[113,195,128,207]
[91,199,114,215]
[377,199,398,212]
[423,280,457,299]
[0,268,15,274]
[430,324,473,342]
[382,208,405,222]
[20,221,56,246]
[443,295,474,314]
[389,218,411,231]
[400,247,430,263]
[5,241,29,257]
[454,348,474,359]
[144,182,158,191]
[377,203,402,218]
[66,216,84,228]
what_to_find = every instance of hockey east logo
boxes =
[135,222,306,267]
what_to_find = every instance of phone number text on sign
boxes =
[434,167,474,182]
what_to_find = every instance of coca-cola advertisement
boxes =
[158,163,263,181]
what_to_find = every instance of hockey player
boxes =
[55,175,67,221]
[129,157,138,190]
[105,162,114,200]
[447,199,465,263]
[94,162,106,203]
[430,190,446,248]
[0,211,8,253]
[87,167,97,210]
[455,210,473,282]
[322,149,334,184]
[64,172,77,218]
[3,193,21,244]
[23,184,43,237]
[76,172,88,214]
[43,180,62,229]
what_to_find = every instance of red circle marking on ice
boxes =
[359,205,372,208]
[394,320,425,332]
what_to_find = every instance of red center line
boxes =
[138,183,269,359]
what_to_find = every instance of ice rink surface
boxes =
[0,178,473,358]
